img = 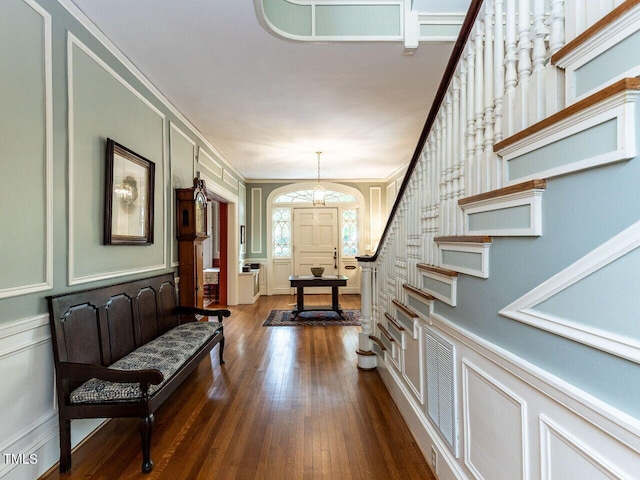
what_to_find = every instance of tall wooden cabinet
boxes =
[176,178,209,308]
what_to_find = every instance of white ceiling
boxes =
[69,0,470,181]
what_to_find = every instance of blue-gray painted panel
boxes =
[507,119,617,181]
[536,246,640,340]
[408,296,431,317]
[575,30,640,97]
[0,0,48,289]
[422,276,451,298]
[442,250,483,272]
[468,205,531,231]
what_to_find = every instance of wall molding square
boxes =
[496,86,638,185]
[418,269,458,306]
[460,188,545,237]
[437,241,491,279]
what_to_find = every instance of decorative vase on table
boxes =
[310,267,324,277]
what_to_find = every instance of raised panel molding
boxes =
[539,415,627,480]
[198,146,222,179]
[462,360,528,480]
[0,0,53,299]
[500,220,640,364]
[223,170,239,190]
[67,34,167,285]
[251,188,263,254]
[437,241,491,279]
[496,83,639,185]
[460,188,545,237]
[0,314,56,479]
[169,122,196,267]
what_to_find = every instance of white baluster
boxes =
[548,0,565,56]
[517,0,532,131]
[494,0,505,145]
[492,0,505,189]
[504,0,517,137]
[530,0,548,123]
[452,74,461,235]
[475,19,485,194]
[466,41,477,197]
[458,60,468,233]
[484,0,495,191]
[445,91,454,235]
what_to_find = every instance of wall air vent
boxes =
[425,327,458,456]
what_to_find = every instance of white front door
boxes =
[293,208,338,293]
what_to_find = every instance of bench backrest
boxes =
[48,274,181,370]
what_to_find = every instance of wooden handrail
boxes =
[356,0,484,263]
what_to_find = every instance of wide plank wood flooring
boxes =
[42,294,434,480]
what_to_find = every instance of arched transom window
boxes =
[274,189,357,203]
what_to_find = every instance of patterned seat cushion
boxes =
[70,321,222,404]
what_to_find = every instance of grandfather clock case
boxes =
[176,178,209,308]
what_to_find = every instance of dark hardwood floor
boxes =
[42,294,434,480]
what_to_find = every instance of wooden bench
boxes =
[47,273,229,474]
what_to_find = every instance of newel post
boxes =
[356,258,376,370]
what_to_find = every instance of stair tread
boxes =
[415,265,459,278]
[459,180,546,206]
[434,235,492,244]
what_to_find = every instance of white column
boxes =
[357,260,376,370]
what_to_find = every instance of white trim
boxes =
[497,89,639,185]
[56,0,246,183]
[460,188,545,237]
[418,269,458,306]
[254,0,404,44]
[554,4,640,104]
[462,359,529,480]
[198,170,240,305]
[401,323,424,406]
[500,220,640,364]
[197,146,223,179]
[539,414,627,480]
[0,314,49,360]
[376,358,470,480]
[265,182,366,295]
[0,0,53,300]
[169,122,197,267]
[369,186,382,251]
[431,311,640,443]
[67,34,167,286]
[223,170,239,190]
[251,188,263,254]
[438,241,491,279]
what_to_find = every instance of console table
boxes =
[288,275,348,319]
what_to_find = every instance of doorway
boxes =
[203,197,228,306]
[293,207,338,294]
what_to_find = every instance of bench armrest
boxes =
[175,306,231,322]
[58,362,164,385]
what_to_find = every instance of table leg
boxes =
[331,286,345,319]
[292,286,305,318]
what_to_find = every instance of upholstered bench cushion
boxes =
[70,321,222,404]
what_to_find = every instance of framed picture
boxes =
[104,138,155,245]
[240,225,246,245]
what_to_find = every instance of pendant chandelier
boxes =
[313,151,325,206]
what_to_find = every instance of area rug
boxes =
[262,309,361,327]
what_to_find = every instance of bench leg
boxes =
[219,337,225,364]
[59,417,72,473]
[139,414,155,473]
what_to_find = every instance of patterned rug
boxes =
[262,309,361,327]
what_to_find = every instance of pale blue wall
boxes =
[0,0,245,325]
[435,100,640,416]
